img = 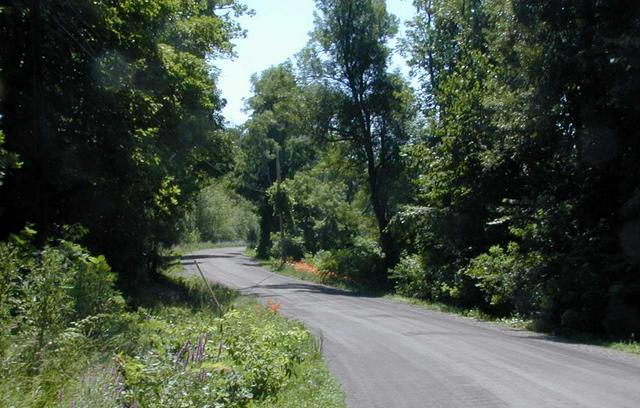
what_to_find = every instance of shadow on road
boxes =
[238,261,262,267]
[181,254,238,260]
[246,282,360,297]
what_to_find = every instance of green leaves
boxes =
[0,0,248,281]
[0,131,20,187]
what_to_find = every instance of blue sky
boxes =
[215,0,416,126]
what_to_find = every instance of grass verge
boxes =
[384,294,640,354]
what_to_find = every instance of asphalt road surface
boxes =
[183,247,640,408]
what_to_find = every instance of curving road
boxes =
[183,247,640,408]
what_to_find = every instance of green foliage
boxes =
[119,306,311,407]
[0,232,127,407]
[389,254,428,299]
[465,242,544,314]
[0,130,20,186]
[0,230,123,353]
[1,236,342,407]
[180,182,258,244]
[233,63,317,258]
[224,309,311,399]
[0,0,247,282]
[254,348,345,408]
[304,0,413,268]
[270,233,307,261]
[280,151,373,254]
[313,238,384,287]
[401,0,640,337]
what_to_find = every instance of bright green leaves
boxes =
[0,233,123,352]
[154,176,182,215]
[466,242,544,311]
[158,43,216,112]
[0,131,20,187]
[234,64,316,256]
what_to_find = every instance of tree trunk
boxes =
[364,140,399,274]
[256,197,273,258]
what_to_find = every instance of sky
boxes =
[215,0,417,126]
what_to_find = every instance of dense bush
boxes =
[313,238,385,287]
[0,230,123,352]
[1,236,323,407]
[390,254,428,299]
[120,306,311,408]
[270,233,306,261]
[465,243,545,315]
[279,168,368,254]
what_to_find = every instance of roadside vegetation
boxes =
[0,232,344,407]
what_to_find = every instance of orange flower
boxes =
[266,299,282,313]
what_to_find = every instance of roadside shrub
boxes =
[1,237,324,408]
[270,233,306,260]
[122,307,311,407]
[390,254,428,298]
[465,242,544,314]
[314,238,384,286]
[0,233,33,351]
[224,309,310,399]
[0,230,123,352]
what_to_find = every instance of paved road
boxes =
[183,247,640,408]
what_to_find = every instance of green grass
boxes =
[384,294,532,329]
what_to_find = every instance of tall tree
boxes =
[234,63,315,257]
[403,0,640,335]
[0,0,247,283]
[305,0,413,271]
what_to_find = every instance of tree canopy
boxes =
[0,0,247,282]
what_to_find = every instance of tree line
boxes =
[234,0,640,338]
[1,0,639,338]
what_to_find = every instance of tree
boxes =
[233,63,315,257]
[304,0,413,271]
[403,0,640,335]
[0,0,247,283]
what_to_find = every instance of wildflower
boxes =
[267,299,282,313]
